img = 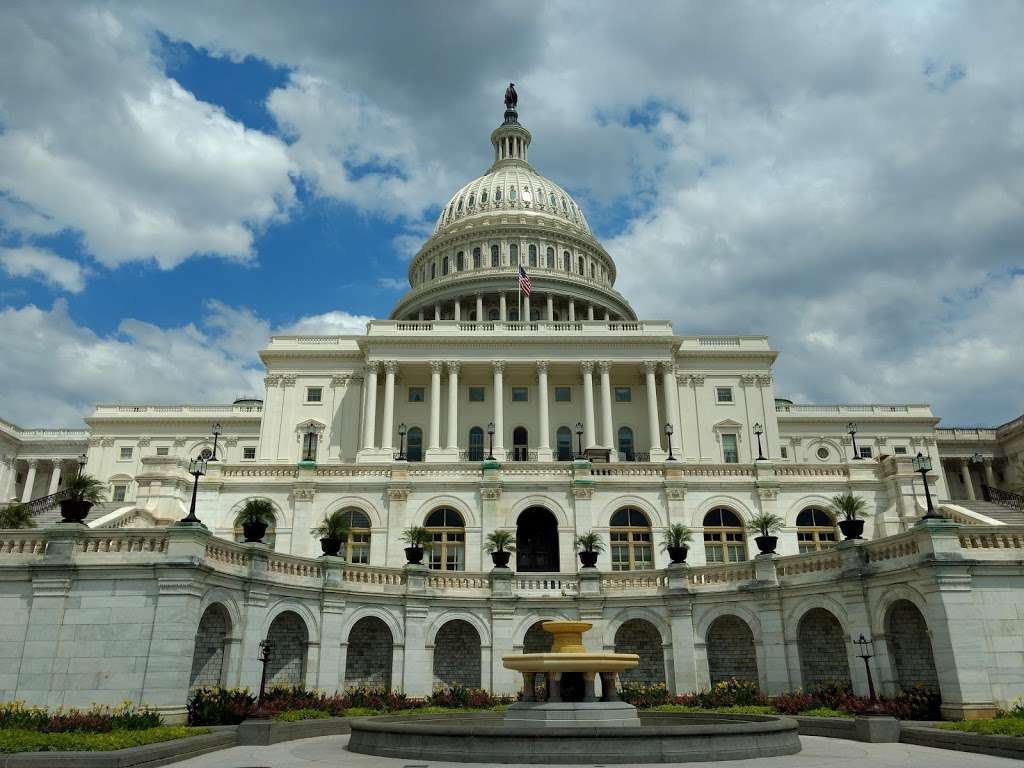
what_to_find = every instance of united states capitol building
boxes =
[1,92,1023,723]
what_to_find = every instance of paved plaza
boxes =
[171,734,1020,768]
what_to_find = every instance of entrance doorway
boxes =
[516,507,560,572]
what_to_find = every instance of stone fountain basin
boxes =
[502,652,639,674]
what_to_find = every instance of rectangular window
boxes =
[112,485,127,502]
[156,446,169,456]
[554,386,572,402]
[716,387,734,403]
[779,446,788,459]
[614,386,631,403]
[722,434,739,463]
[468,386,485,402]
[511,387,528,402]
[306,387,323,403]
[408,386,425,402]
[302,432,318,462]
[243,446,256,460]
[859,446,873,459]
[894,446,908,455]
[119,446,133,460]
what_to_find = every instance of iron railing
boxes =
[983,485,1024,511]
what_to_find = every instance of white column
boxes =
[499,294,507,321]
[598,361,614,449]
[476,294,484,322]
[21,459,38,503]
[523,294,530,321]
[361,363,379,450]
[446,361,460,451]
[429,361,443,451]
[418,309,424,321]
[984,460,997,491]
[492,361,505,455]
[661,363,682,455]
[380,362,397,453]
[959,460,976,501]
[587,304,594,320]
[568,300,575,321]
[581,362,597,450]
[537,361,551,457]
[47,462,62,495]
[0,458,14,501]
[546,295,554,321]
[644,361,661,454]
[454,300,461,321]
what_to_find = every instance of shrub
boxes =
[0,727,201,753]
[687,679,766,709]
[186,687,256,726]
[937,717,1024,737]
[426,685,513,709]
[342,686,411,712]
[0,701,161,733]
[273,708,331,722]
[618,683,674,708]
[771,683,941,720]
[798,707,854,719]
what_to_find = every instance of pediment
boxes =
[712,418,744,430]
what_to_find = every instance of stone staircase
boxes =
[951,499,1024,526]
[28,497,122,527]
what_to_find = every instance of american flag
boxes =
[518,266,532,296]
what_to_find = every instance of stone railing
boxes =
[363,319,674,338]
[92,404,262,417]
[776,404,933,417]
[935,427,999,442]
[774,465,850,479]
[677,464,756,478]
[862,532,920,565]
[958,526,1024,551]
[776,550,843,579]
[75,530,168,554]
[591,464,664,477]
[514,574,579,595]
[267,553,323,580]
[687,561,756,586]
[425,572,491,591]
[341,564,406,589]
[0,532,48,555]
[600,570,669,591]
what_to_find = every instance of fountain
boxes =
[347,619,802,763]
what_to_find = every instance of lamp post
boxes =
[847,421,861,461]
[575,421,584,459]
[753,422,765,461]
[912,452,940,520]
[180,455,208,524]
[664,423,676,461]
[853,634,882,715]
[210,422,222,461]
[250,639,274,719]
[77,453,87,475]
[486,422,495,461]
[397,422,407,461]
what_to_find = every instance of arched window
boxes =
[510,244,519,267]
[425,508,465,571]
[610,508,653,570]
[495,186,502,202]
[796,507,837,553]
[563,251,571,271]
[442,256,450,276]
[512,427,529,462]
[468,193,475,209]
[561,196,568,212]
[546,247,554,268]
[508,186,517,202]
[528,244,537,267]
[473,247,481,269]
[430,263,436,279]
[456,251,464,271]
[491,244,500,267]
[522,186,532,203]
[578,256,585,275]
[530,307,541,320]
[336,509,372,563]
[481,189,488,204]
[468,427,485,461]
[508,308,520,321]
[618,426,635,461]
[406,427,423,462]
[556,426,573,461]
[549,192,557,207]
[456,196,463,213]
[703,508,747,563]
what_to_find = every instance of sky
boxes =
[0,0,1021,429]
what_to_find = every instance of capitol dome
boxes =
[390,88,636,323]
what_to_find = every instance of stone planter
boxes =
[491,550,512,568]
[320,537,342,556]
[667,545,689,564]
[838,519,865,540]
[754,535,778,555]
[578,550,599,568]
[241,520,268,543]
[59,499,92,524]
[405,546,424,565]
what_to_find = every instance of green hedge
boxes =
[0,727,204,753]
[936,717,1024,737]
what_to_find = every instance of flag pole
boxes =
[517,270,522,323]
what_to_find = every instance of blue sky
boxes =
[0,1,1021,427]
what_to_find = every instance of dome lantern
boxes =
[490,83,531,166]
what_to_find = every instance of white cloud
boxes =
[0,246,85,293]
[283,310,373,336]
[377,277,407,291]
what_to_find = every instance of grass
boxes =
[935,717,1024,737]
[796,707,854,719]
[647,704,776,715]
[0,726,207,753]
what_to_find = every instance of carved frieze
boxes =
[292,486,316,502]
[757,486,779,501]
[481,486,502,501]
[572,485,593,500]
[137,436,151,447]
[387,486,410,501]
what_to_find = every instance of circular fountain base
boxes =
[347,711,802,764]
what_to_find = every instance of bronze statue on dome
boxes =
[505,83,518,110]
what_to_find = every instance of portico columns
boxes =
[434,304,441,320]
[984,460,997,492]
[492,361,506,458]
[446,361,460,452]
[380,361,398,454]
[587,304,594,320]
[21,459,38,503]
[546,295,554,321]
[581,362,597,450]
[568,301,575,321]
[643,361,662,455]
[476,295,483,322]
[428,361,443,451]
[536,361,552,460]
[959,460,976,501]
[523,294,530,321]
[661,363,682,455]
[46,462,62,496]
[499,294,507,321]
[598,361,613,450]
[361,363,379,450]
[454,300,461,321]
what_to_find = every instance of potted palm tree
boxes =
[311,510,350,557]
[484,529,516,568]
[0,503,35,529]
[661,523,693,564]
[401,526,431,565]
[575,530,604,568]
[235,499,275,543]
[747,512,785,555]
[60,474,106,524]
[831,492,868,540]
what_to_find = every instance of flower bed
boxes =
[0,726,204,753]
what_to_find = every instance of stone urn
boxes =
[754,535,778,555]
[491,550,512,568]
[404,546,424,565]
[242,520,268,543]
[667,545,689,564]
[838,519,865,540]
[59,499,92,524]
[320,537,343,556]
[578,550,599,568]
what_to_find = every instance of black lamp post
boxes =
[847,421,862,461]
[664,423,676,461]
[486,422,495,461]
[250,639,274,719]
[575,421,585,459]
[77,453,87,475]
[180,455,208,524]
[397,422,407,461]
[853,634,882,715]
[912,452,940,520]
[753,422,765,461]
[210,422,223,461]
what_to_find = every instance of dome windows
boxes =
[561,196,568,213]
[456,251,464,271]
[522,186,532,204]
[546,247,554,268]
[549,192,556,207]
[442,256,450,276]
[528,244,537,267]
[508,186,517,202]
[473,247,481,269]
[468,193,475,209]
[456,197,464,213]
[495,186,502,203]
[510,244,519,267]
[563,251,571,271]
[491,245,499,267]
[481,189,488,204]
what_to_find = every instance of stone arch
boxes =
[264,600,321,645]
[506,495,571,528]
[426,611,491,648]
[411,494,479,528]
[691,496,754,529]
[322,496,384,528]
[266,611,308,687]
[782,494,839,526]
[807,438,844,463]
[345,616,394,689]
[512,613,573,650]
[516,506,560,572]
[705,615,759,687]
[189,603,231,689]
[342,607,406,646]
[600,495,666,529]
[228,496,287,526]
[885,599,939,692]
[199,590,242,638]
[614,618,666,685]
[432,620,482,688]
[797,608,852,688]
